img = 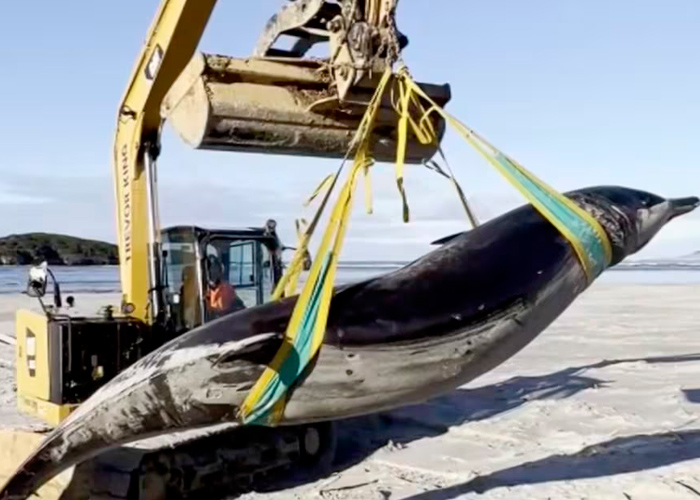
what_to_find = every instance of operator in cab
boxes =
[206,256,245,319]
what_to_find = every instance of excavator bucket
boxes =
[161,53,452,163]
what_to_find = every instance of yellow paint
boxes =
[16,395,76,427]
[15,310,50,403]
[14,310,78,426]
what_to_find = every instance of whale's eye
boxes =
[637,192,665,209]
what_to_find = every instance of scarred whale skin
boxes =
[1,185,698,500]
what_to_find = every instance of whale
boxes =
[1,185,698,500]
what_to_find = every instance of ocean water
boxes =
[1,263,699,295]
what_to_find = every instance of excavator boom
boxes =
[113,0,218,322]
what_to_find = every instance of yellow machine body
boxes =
[14,309,73,426]
[15,308,149,426]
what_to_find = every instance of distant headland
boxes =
[0,233,118,266]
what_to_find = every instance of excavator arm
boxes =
[253,0,407,99]
[113,0,451,323]
[113,0,218,322]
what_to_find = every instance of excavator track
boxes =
[78,422,337,500]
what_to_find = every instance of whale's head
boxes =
[570,186,700,265]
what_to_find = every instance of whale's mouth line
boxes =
[669,196,700,218]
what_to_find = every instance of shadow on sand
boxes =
[63,353,700,499]
[401,429,700,500]
[331,353,700,469]
[682,388,700,404]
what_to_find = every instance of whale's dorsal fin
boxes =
[431,231,466,246]
[212,332,281,367]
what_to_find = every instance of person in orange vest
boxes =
[206,256,244,318]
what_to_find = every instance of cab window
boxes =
[204,239,268,309]
[228,241,256,288]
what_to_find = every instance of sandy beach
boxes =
[1,282,700,499]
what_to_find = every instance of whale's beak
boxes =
[669,196,700,218]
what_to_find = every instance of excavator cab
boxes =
[12,221,288,427]
[161,222,285,333]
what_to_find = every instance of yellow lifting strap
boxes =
[238,68,394,425]
[390,68,479,227]
[239,62,613,427]
[393,64,612,281]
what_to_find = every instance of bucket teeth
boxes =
[161,53,452,164]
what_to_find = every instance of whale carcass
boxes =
[1,185,698,500]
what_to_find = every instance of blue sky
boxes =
[0,1,698,260]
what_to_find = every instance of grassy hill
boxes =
[0,233,118,265]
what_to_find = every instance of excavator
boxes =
[8,0,451,498]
